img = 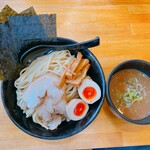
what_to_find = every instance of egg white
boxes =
[78,78,101,104]
[66,99,89,121]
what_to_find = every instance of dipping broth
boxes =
[109,69,150,120]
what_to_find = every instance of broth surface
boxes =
[109,69,150,120]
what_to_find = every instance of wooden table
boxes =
[0,1,150,149]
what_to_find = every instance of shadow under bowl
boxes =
[106,59,150,125]
[1,37,105,139]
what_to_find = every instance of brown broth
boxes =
[109,69,150,120]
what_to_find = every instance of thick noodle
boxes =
[14,50,80,130]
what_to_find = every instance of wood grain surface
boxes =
[0,1,150,149]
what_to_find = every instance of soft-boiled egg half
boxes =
[78,78,101,104]
[66,99,89,121]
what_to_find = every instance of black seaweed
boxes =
[0,5,18,23]
[0,6,56,80]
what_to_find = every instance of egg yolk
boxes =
[82,86,97,101]
[74,102,86,116]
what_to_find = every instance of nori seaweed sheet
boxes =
[8,14,56,51]
[0,5,18,23]
[0,23,18,80]
[19,6,36,16]
[0,5,37,24]
[0,6,56,80]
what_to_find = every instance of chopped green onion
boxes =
[116,77,145,108]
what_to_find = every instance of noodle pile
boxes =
[14,50,90,130]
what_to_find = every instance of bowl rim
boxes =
[106,59,150,125]
[1,37,106,140]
